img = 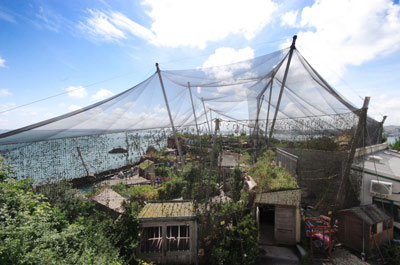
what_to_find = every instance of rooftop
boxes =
[255,189,301,207]
[338,204,391,225]
[138,201,195,221]
[353,144,400,180]
[91,188,126,214]
[139,159,154,170]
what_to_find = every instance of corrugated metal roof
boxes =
[254,189,301,207]
[91,188,126,213]
[139,159,154,170]
[339,204,391,225]
[138,201,195,220]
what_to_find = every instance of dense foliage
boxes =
[0,156,145,265]
[0,178,123,265]
[157,164,219,202]
[198,201,259,265]
[390,137,400,151]
[249,150,298,192]
[382,244,400,265]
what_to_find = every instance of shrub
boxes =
[249,150,298,192]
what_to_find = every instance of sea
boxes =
[0,131,167,184]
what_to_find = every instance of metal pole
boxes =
[207,118,220,201]
[265,80,273,141]
[267,35,297,149]
[188,82,202,151]
[210,108,213,132]
[156,63,185,171]
[202,97,211,134]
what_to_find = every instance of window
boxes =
[376,222,383,233]
[141,226,162,253]
[167,225,190,251]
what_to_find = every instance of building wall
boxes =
[337,213,370,253]
[359,171,400,206]
[138,219,197,265]
[337,212,393,254]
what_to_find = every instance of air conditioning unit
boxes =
[370,180,392,196]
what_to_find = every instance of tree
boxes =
[389,137,400,151]
[0,178,122,265]
[198,202,259,265]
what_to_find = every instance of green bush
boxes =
[249,150,298,192]
[199,202,259,265]
[39,180,94,223]
[0,179,122,265]
[382,244,400,265]
[157,176,186,200]
[390,138,400,151]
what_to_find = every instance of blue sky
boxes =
[0,0,400,129]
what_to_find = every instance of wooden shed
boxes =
[139,159,155,180]
[137,201,197,264]
[254,188,301,245]
[337,204,393,254]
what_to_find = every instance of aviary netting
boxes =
[0,36,384,208]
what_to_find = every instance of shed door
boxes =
[274,205,296,245]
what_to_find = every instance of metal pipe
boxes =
[156,63,185,171]
[188,82,202,151]
[267,35,297,149]
[202,97,211,134]
[265,79,273,141]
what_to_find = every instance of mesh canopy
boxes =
[0,46,383,182]
[0,48,364,145]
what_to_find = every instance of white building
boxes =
[352,143,400,227]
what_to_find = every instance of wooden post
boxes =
[379,115,387,144]
[202,97,211,134]
[335,96,370,209]
[156,63,185,171]
[76,147,89,176]
[267,35,297,149]
[188,82,202,151]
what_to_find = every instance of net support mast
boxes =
[188,82,202,151]
[268,35,297,149]
[202,97,211,134]
[265,80,273,141]
[156,63,185,171]
[335,96,370,209]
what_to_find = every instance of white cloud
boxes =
[143,0,277,48]
[201,46,255,100]
[65,85,88,99]
[92,89,114,101]
[281,10,298,27]
[0,10,16,23]
[0,89,12,97]
[203,46,255,68]
[0,102,16,114]
[369,94,400,125]
[68,104,82,111]
[78,9,127,42]
[0,57,6,68]
[79,0,277,48]
[282,0,400,84]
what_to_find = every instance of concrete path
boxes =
[255,245,300,265]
